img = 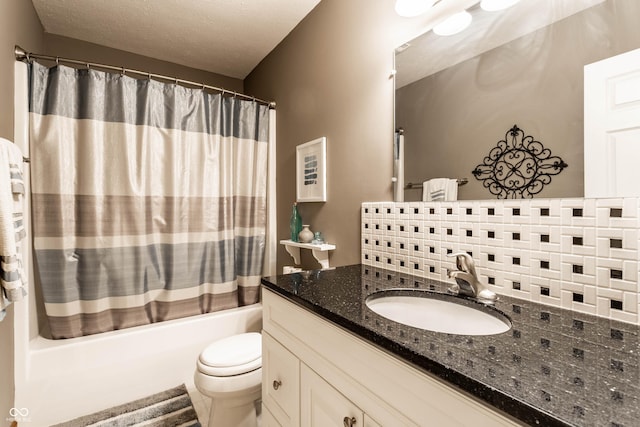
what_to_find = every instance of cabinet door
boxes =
[301,363,364,427]
[262,332,300,426]
[261,403,283,427]
[364,415,382,427]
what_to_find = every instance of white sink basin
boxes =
[366,290,511,336]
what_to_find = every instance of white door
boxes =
[584,48,640,198]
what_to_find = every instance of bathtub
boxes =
[14,300,262,426]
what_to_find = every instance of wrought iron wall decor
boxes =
[472,125,568,199]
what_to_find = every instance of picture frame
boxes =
[296,137,327,202]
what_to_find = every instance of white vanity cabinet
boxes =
[262,287,522,427]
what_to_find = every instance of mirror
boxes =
[395,0,640,201]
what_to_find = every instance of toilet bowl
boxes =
[194,332,262,427]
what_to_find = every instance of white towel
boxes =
[422,178,458,202]
[0,137,27,320]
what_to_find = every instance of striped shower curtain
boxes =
[29,62,270,339]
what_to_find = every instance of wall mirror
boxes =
[395,0,640,201]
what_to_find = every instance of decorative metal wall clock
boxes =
[472,125,568,199]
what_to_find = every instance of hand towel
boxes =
[0,137,27,320]
[422,178,458,202]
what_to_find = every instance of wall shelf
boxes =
[279,240,336,269]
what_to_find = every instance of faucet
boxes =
[446,252,497,302]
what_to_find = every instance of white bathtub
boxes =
[14,302,262,426]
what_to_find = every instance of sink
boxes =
[365,289,511,336]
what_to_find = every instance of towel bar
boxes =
[405,178,467,190]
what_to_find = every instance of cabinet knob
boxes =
[272,379,282,390]
[343,416,356,427]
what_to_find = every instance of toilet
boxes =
[194,332,262,427]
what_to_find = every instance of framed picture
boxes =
[296,137,327,202]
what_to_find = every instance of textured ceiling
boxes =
[31,0,321,79]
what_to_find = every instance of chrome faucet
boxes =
[447,252,497,302]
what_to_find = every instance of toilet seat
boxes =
[198,332,262,376]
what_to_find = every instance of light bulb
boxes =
[480,0,521,12]
[395,0,436,18]
[433,10,472,36]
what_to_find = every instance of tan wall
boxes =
[245,0,436,271]
[43,34,243,92]
[0,0,43,420]
[398,0,640,201]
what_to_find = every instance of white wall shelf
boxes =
[280,240,336,269]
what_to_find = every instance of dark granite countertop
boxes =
[261,264,640,427]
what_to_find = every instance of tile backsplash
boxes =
[361,199,640,324]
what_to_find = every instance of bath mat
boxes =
[52,384,201,427]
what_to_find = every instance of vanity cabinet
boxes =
[262,287,522,427]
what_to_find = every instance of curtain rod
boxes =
[14,45,275,109]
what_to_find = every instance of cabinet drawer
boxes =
[262,331,300,426]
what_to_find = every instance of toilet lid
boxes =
[199,332,262,376]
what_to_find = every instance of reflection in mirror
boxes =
[395,0,640,201]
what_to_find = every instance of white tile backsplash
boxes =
[362,198,640,325]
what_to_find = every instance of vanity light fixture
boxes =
[432,10,472,36]
[395,0,436,17]
[480,0,521,12]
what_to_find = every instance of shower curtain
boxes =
[28,62,271,339]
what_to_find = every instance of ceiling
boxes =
[31,0,322,79]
